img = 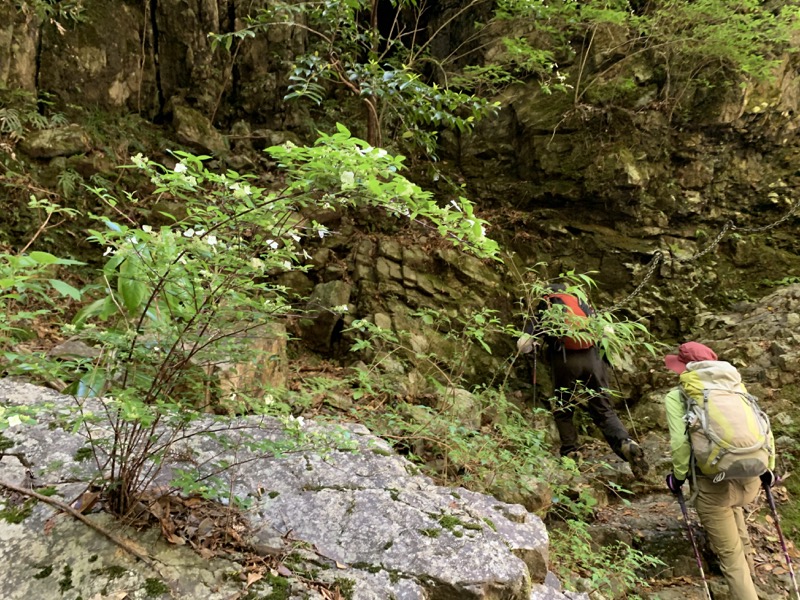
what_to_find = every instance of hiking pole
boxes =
[676,488,713,600]
[763,482,800,600]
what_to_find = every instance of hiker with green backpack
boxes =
[663,341,776,600]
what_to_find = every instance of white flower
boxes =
[317,227,329,239]
[230,182,252,198]
[183,228,195,238]
[290,233,301,242]
[103,247,114,256]
[332,305,349,313]
[142,224,153,233]
[206,235,218,246]
[132,153,149,168]
[289,415,305,428]
[174,162,187,173]
[375,148,387,158]
[250,257,265,270]
[264,394,275,406]
[7,415,21,428]
[282,261,292,270]
[340,171,355,186]
[267,239,279,250]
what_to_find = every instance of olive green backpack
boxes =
[679,360,772,482]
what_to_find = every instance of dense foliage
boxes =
[4,0,799,596]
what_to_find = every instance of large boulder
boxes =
[0,379,551,599]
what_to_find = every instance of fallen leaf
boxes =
[245,572,263,588]
[72,491,99,514]
[277,564,293,577]
[165,532,186,545]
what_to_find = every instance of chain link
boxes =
[600,250,663,314]
[732,201,798,233]
[599,199,798,313]
[675,220,733,263]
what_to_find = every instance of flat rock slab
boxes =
[0,379,551,599]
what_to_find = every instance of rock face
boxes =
[2,0,800,385]
[0,379,564,600]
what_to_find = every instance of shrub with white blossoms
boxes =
[23,124,500,515]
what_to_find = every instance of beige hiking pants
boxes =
[694,476,761,600]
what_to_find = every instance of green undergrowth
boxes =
[549,519,664,599]
[0,129,661,598]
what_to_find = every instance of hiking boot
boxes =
[621,439,650,479]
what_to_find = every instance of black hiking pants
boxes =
[549,346,630,460]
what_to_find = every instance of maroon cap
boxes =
[664,342,718,374]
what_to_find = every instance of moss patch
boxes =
[0,434,14,452]
[419,527,440,538]
[0,499,35,523]
[73,446,94,462]
[58,565,73,593]
[264,572,291,599]
[143,577,170,597]
[334,577,356,599]
[91,565,127,580]
[33,564,53,579]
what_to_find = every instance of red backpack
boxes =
[544,293,594,351]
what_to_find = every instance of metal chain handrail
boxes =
[599,198,798,314]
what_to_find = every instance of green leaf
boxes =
[28,251,84,266]
[72,298,107,326]
[48,279,82,300]
[119,276,147,314]
[28,251,59,265]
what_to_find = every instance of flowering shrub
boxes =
[2,125,498,514]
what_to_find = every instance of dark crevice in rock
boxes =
[225,0,238,113]
[33,18,43,111]
[149,0,165,120]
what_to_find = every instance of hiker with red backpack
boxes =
[517,283,649,478]
[664,341,777,600]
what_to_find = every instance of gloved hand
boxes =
[516,333,537,354]
[666,473,685,494]
[760,470,777,488]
